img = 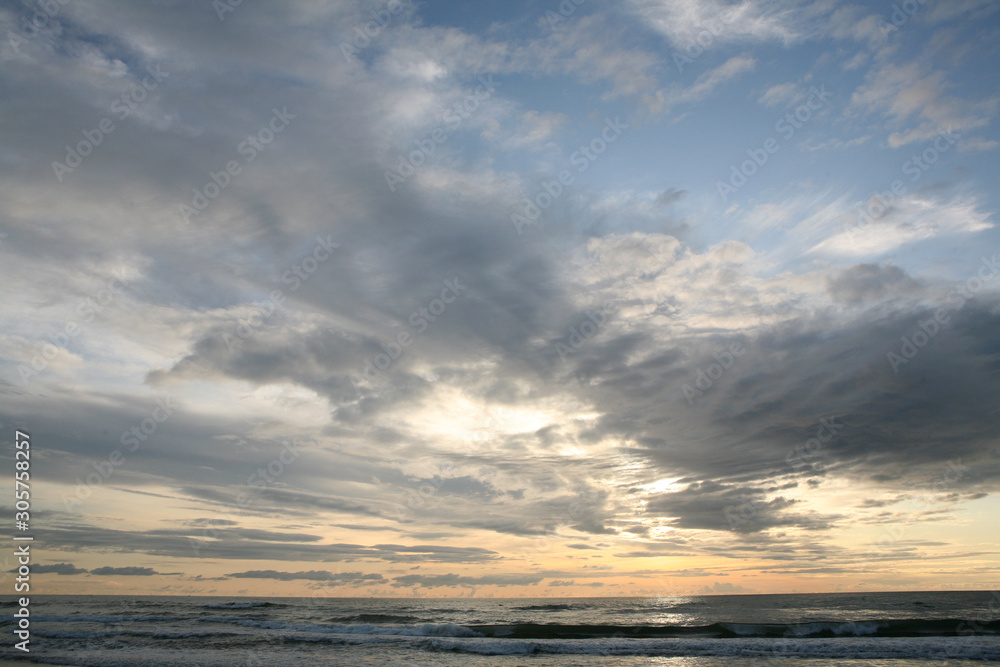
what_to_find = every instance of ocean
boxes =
[2,591,998,666]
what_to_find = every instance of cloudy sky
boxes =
[1,0,999,597]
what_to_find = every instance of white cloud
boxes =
[625,0,802,47]
[802,135,871,151]
[848,62,997,149]
[520,14,662,101]
[842,51,868,71]
[808,195,994,257]
[649,55,756,115]
[758,82,799,108]
[503,111,567,150]
[923,0,1000,24]
[958,137,999,152]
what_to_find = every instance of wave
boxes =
[417,635,1000,659]
[467,618,1000,639]
[326,614,429,624]
[200,601,284,609]
[198,615,998,641]
[512,603,580,611]
[206,617,482,638]
[34,629,244,640]
[15,614,186,625]
[29,612,998,640]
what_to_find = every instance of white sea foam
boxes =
[208,617,482,637]
[411,635,1000,659]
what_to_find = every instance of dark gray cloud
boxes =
[90,567,160,576]
[825,263,924,306]
[645,480,842,533]
[226,570,385,584]
[25,563,87,575]
[655,188,687,206]
[36,522,500,563]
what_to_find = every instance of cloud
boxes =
[700,581,753,594]
[802,135,871,151]
[1,0,997,596]
[655,55,756,114]
[226,570,385,584]
[958,138,999,152]
[522,14,662,101]
[625,0,804,47]
[502,111,567,150]
[923,0,1000,24]
[848,62,997,149]
[27,563,88,575]
[808,195,993,257]
[824,264,924,306]
[645,480,840,533]
[391,573,544,588]
[36,522,501,564]
[89,567,160,576]
[758,82,800,108]
[655,188,687,206]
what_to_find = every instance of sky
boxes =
[1,0,999,598]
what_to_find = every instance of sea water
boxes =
[2,590,998,666]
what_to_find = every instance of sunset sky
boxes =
[1,0,999,597]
